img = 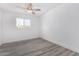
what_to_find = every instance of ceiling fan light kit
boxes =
[27,10,32,13]
[26,3,41,15]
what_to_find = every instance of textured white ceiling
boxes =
[0,3,62,16]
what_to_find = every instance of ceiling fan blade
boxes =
[32,11,35,14]
[32,9,41,11]
[16,5,26,9]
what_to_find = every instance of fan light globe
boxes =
[27,10,32,13]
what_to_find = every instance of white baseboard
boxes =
[42,37,79,53]
[1,37,41,45]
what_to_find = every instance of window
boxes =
[16,18,31,29]
[24,19,31,27]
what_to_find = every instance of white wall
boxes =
[41,3,79,53]
[0,10,40,44]
[0,11,3,45]
[1,3,79,53]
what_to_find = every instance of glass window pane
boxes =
[24,19,31,27]
[16,18,24,28]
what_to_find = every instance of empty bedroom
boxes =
[0,3,79,56]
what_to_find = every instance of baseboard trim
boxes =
[42,37,79,53]
[1,37,41,46]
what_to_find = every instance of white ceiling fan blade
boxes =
[32,11,35,14]
[32,9,41,11]
[16,5,26,9]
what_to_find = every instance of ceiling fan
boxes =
[16,3,41,15]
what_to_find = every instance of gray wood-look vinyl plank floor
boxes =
[0,38,79,56]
